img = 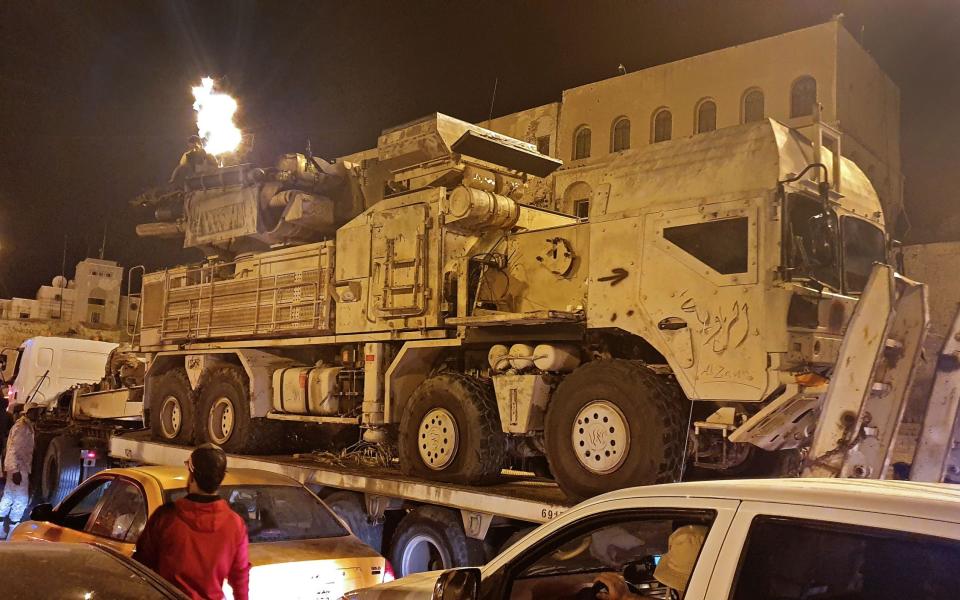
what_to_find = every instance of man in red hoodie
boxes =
[134,443,250,600]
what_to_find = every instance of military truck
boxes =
[131,113,891,500]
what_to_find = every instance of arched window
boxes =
[563,181,593,219]
[790,76,817,118]
[573,126,591,160]
[696,99,717,134]
[652,109,672,143]
[611,117,630,152]
[742,89,764,123]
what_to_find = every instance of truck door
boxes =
[641,200,768,401]
[705,500,960,599]
[371,202,433,320]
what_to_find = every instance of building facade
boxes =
[482,20,901,229]
[0,258,139,329]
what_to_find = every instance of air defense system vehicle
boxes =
[132,113,896,500]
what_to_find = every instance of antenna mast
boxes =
[99,221,107,260]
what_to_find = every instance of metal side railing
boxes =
[802,264,929,478]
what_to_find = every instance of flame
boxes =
[191,77,241,156]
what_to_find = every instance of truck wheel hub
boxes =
[418,408,458,470]
[160,395,182,438]
[209,397,235,444]
[400,534,449,575]
[572,400,629,474]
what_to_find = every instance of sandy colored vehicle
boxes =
[10,465,391,599]
[130,112,913,502]
[344,479,960,600]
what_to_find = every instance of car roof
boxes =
[102,465,301,490]
[0,542,186,599]
[583,478,960,522]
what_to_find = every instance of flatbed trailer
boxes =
[109,430,571,576]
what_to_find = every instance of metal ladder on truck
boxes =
[909,302,960,483]
[802,263,960,483]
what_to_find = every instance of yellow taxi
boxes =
[11,466,392,599]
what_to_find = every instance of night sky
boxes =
[1,0,958,298]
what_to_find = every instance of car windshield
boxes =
[167,485,348,543]
[842,216,886,294]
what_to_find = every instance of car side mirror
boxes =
[30,503,54,522]
[432,568,480,600]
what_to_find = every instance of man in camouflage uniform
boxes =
[0,401,41,537]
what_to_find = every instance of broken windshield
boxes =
[785,193,841,291]
[842,216,887,294]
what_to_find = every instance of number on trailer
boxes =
[541,508,565,520]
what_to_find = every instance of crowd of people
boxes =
[0,404,251,600]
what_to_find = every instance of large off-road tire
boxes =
[545,359,687,501]
[28,430,56,505]
[323,490,384,553]
[149,368,197,445]
[41,435,82,507]
[197,365,281,454]
[398,373,506,485]
[388,506,487,578]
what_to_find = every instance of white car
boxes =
[345,478,960,600]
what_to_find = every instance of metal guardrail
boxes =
[140,245,334,343]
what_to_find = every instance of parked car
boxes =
[0,541,188,599]
[345,478,960,600]
[10,466,390,599]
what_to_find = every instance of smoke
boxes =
[191,77,241,156]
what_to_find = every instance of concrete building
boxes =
[902,242,960,340]
[480,20,901,228]
[0,258,139,329]
[72,258,123,325]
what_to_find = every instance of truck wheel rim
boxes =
[400,534,450,575]
[160,395,182,439]
[209,397,235,444]
[572,400,630,474]
[418,408,459,470]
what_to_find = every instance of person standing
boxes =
[168,135,219,185]
[0,401,41,537]
[134,443,250,600]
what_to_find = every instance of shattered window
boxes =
[842,216,886,294]
[785,193,841,291]
[663,217,749,274]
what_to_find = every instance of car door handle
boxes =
[658,317,688,331]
